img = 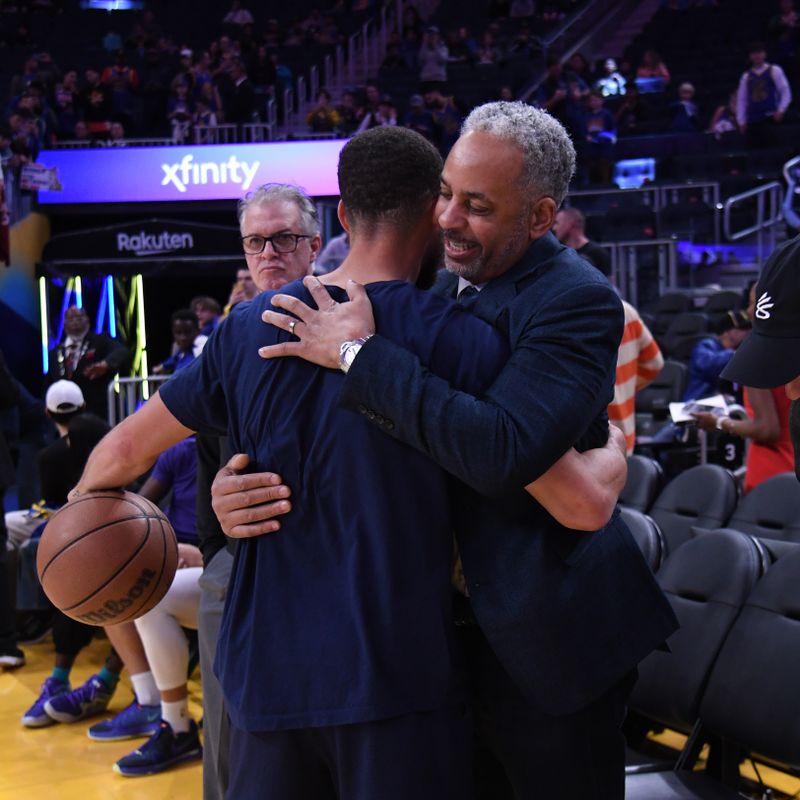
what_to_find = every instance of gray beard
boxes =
[442,219,531,284]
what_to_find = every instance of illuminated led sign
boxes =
[36,140,347,205]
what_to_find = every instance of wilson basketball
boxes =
[37,491,178,626]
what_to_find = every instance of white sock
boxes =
[162,698,191,734]
[130,671,160,707]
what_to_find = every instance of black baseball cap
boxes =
[721,235,800,388]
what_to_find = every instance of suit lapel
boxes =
[432,269,458,298]
[431,232,565,323]
[472,233,565,323]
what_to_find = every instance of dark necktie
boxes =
[457,285,480,309]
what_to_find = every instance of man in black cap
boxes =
[722,234,800,476]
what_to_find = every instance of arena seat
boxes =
[727,472,800,544]
[619,455,664,513]
[701,291,743,314]
[653,293,693,337]
[648,464,738,556]
[668,333,708,364]
[659,314,709,360]
[627,545,800,798]
[635,360,688,418]
[619,507,665,573]
[625,529,766,774]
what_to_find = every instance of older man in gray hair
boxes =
[237,182,321,291]
[220,104,678,798]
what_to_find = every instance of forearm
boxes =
[342,334,611,496]
[526,433,626,530]
[72,392,193,496]
[74,424,159,494]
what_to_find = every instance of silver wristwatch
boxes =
[339,335,373,374]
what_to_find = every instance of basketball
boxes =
[36,491,178,626]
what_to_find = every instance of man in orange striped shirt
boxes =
[608,301,664,454]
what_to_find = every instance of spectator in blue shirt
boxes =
[684,310,751,400]
[153,309,203,376]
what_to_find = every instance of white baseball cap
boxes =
[45,380,85,413]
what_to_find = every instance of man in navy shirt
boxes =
[72,126,629,799]
[243,103,678,799]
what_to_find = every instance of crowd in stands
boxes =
[0,0,368,154]
[0,0,793,203]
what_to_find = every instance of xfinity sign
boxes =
[161,155,260,193]
[117,230,194,256]
[36,140,345,205]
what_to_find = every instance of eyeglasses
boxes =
[241,233,312,255]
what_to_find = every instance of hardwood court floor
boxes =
[0,635,201,800]
[5,637,799,799]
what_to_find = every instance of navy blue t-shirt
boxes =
[159,279,509,732]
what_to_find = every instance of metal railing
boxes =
[567,182,720,213]
[240,122,274,143]
[524,0,626,100]
[193,123,239,145]
[290,0,403,134]
[722,181,783,263]
[601,239,678,307]
[107,376,169,427]
[782,154,800,230]
[566,182,722,246]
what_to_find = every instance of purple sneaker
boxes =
[113,719,202,777]
[44,673,114,723]
[88,700,161,741]
[22,677,70,727]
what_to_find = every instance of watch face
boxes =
[344,344,359,366]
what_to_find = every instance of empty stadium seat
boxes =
[627,545,800,798]
[659,314,709,359]
[654,293,693,337]
[668,333,708,364]
[619,507,665,572]
[619,455,664,513]
[625,529,765,773]
[648,465,738,556]
[701,291,743,314]
[636,360,688,417]
[727,472,800,544]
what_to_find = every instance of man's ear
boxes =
[529,196,558,239]
[336,200,352,234]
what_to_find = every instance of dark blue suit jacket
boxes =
[339,232,678,715]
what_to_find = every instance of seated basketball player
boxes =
[70,128,627,799]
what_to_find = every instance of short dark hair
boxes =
[748,41,766,54]
[171,308,199,327]
[190,295,221,314]
[337,126,443,233]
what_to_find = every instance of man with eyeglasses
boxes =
[238,184,321,291]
